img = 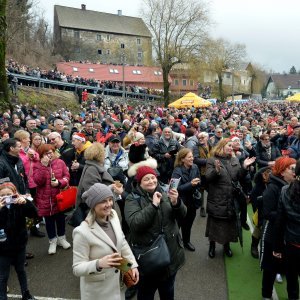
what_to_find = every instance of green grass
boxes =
[12,86,81,116]
[226,206,289,300]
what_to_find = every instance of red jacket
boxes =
[33,158,70,217]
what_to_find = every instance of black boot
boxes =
[30,226,45,238]
[184,242,195,252]
[22,290,36,300]
[208,241,215,258]
[224,243,233,257]
[251,236,259,259]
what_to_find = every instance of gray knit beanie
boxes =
[82,183,113,209]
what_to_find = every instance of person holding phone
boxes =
[0,181,37,300]
[172,148,201,251]
[125,166,186,300]
[73,183,139,300]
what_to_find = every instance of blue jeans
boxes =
[0,249,28,300]
[44,212,66,239]
[137,273,176,300]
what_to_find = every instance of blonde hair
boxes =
[210,138,232,157]
[14,130,30,141]
[174,148,192,168]
[84,142,105,162]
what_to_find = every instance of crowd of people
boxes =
[1,96,300,300]
[6,59,163,96]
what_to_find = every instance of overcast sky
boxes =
[38,0,300,73]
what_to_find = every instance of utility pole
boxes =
[121,43,125,101]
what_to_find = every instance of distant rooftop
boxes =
[54,5,152,38]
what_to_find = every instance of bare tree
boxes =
[141,0,210,105]
[200,38,246,101]
[0,0,10,111]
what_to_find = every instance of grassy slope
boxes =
[226,206,288,300]
[13,86,81,115]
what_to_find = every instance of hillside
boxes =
[13,86,81,115]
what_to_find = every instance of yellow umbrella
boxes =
[168,92,212,108]
[286,93,300,102]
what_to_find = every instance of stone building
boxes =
[54,4,152,66]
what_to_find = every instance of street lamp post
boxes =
[231,68,234,102]
[121,43,125,101]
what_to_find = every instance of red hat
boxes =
[73,132,86,142]
[230,135,240,141]
[136,166,157,183]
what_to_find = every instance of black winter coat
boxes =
[152,138,181,183]
[0,200,38,256]
[273,184,300,252]
[125,185,186,278]
[255,141,281,169]
[262,174,287,244]
[172,164,200,207]
[205,155,247,219]
[0,151,28,194]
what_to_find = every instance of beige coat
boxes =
[72,209,138,300]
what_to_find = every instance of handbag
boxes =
[192,188,202,209]
[122,269,136,288]
[131,233,171,276]
[68,202,89,227]
[56,186,78,212]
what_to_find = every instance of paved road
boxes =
[7,211,228,300]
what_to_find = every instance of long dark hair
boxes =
[289,160,300,203]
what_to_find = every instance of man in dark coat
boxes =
[0,138,28,194]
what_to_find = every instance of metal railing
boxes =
[7,72,162,101]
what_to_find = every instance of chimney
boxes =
[81,4,86,10]
[117,10,122,16]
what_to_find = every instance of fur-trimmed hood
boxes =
[127,157,157,178]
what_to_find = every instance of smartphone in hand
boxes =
[115,257,133,272]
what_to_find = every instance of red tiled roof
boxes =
[56,62,170,84]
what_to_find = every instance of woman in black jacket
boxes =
[273,159,300,300]
[172,148,200,251]
[260,157,296,300]
[205,138,255,258]
[0,181,37,300]
[125,165,186,300]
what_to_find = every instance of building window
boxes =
[109,69,119,74]
[133,70,142,75]
[137,52,142,60]
[190,80,194,86]
[74,48,80,53]
[182,79,187,86]
[73,67,78,72]
[106,34,111,41]
[137,38,141,45]
[96,34,102,41]
[174,79,179,86]
[106,49,110,55]
[89,68,94,72]
[74,31,80,39]
[154,71,162,76]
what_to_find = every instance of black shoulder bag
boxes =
[130,194,171,276]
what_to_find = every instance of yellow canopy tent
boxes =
[286,93,300,102]
[168,92,212,108]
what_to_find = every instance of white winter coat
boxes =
[72,209,137,300]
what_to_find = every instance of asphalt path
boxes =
[7,209,228,300]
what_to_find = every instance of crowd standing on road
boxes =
[1,96,300,299]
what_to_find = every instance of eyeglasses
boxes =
[49,137,58,142]
[216,131,223,134]
[289,166,296,172]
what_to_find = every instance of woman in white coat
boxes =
[72,183,139,300]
